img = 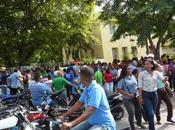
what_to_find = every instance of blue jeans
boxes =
[142,91,158,130]
[71,120,107,130]
[104,82,113,96]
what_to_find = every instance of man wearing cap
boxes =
[60,66,116,130]
[146,53,154,61]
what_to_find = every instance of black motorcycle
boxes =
[108,93,124,121]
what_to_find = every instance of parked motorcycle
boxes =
[108,93,124,121]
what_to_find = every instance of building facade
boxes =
[92,23,174,63]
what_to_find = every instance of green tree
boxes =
[99,0,175,59]
[0,0,98,66]
[0,0,62,66]
[59,0,99,61]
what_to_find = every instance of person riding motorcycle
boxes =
[29,71,54,107]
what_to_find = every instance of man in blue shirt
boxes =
[64,68,75,101]
[60,66,116,130]
[9,69,22,95]
[29,71,53,107]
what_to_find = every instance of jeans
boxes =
[156,88,173,121]
[123,99,135,130]
[104,82,113,96]
[71,120,107,130]
[112,79,118,92]
[66,87,72,101]
[142,91,158,130]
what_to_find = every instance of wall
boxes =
[100,23,147,62]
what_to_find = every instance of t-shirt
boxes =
[157,72,165,89]
[94,70,103,86]
[104,72,113,83]
[72,75,83,94]
[111,68,117,80]
[52,77,69,92]
[117,75,137,99]
[9,72,21,88]
[29,82,52,107]
[64,73,74,83]
[44,80,52,90]
[79,81,116,130]
[138,70,164,92]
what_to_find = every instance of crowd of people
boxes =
[0,53,175,130]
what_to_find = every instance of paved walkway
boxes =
[117,98,175,130]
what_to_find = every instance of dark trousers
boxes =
[10,88,19,95]
[169,72,175,90]
[133,98,143,126]
[123,99,135,130]
[143,91,158,130]
[123,98,142,130]
[112,79,118,92]
[156,88,173,121]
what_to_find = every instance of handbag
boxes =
[123,79,138,104]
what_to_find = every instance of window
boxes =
[122,47,129,60]
[131,46,138,58]
[109,24,115,34]
[112,48,119,59]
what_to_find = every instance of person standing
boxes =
[94,66,103,86]
[155,64,175,124]
[29,71,53,107]
[104,68,113,96]
[117,65,145,130]
[9,69,22,95]
[111,66,118,92]
[52,71,74,101]
[0,70,9,95]
[138,60,168,130]
[64,68,75,101]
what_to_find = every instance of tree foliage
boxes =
[0,0,98,66]
[99,0,175,59]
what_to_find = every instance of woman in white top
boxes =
[138,60,168,130]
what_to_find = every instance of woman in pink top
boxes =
[104,68,113,96]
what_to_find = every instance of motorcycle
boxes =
[108,93,124,121]
[0,100,37,130]
[0,99,62,130]
[51,90,84,121]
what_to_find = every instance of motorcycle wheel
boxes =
[111,106,124,121]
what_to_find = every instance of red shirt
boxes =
[104,72,113,83]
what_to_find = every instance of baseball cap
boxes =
[146,53,154,58]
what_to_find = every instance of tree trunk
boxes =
[18,46,32,66]
[18,49,28,66]
[155,36,163,60]
[148,36,156,54]
[145,39,149,55]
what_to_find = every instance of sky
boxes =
[95,5,103,13]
